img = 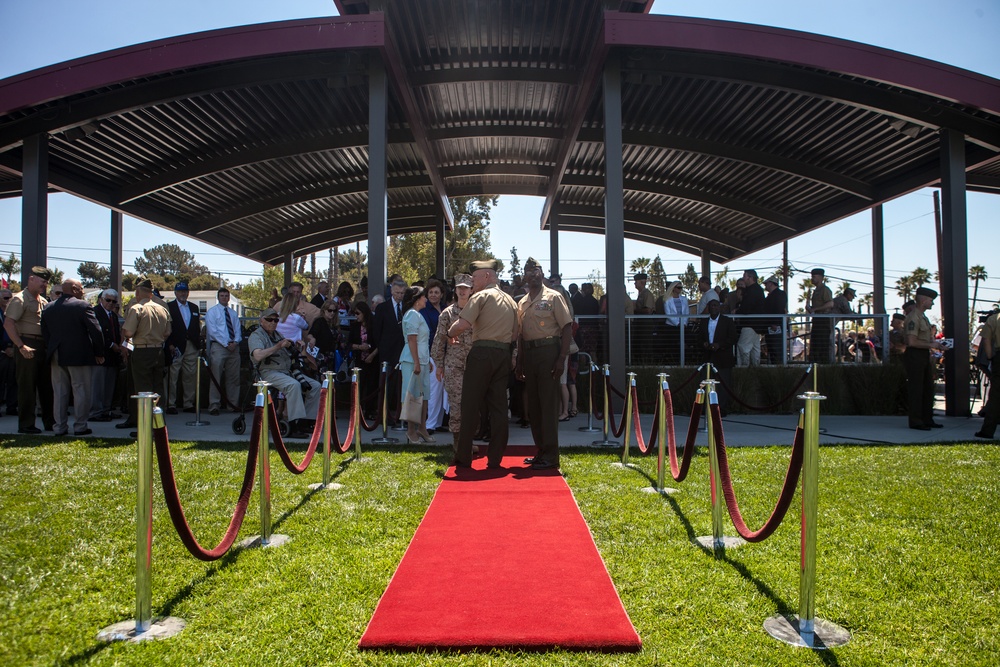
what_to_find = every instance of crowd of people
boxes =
[1,261,995,450]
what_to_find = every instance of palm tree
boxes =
[629,257,651,276]
[896,275,916,302]
[910,267,932,288]
[858,292,873,315]
[970,265,988,326]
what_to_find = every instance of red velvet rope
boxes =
[711,368,812,412]
[665,392,701,482]
[153,411,260,561]
[269,386,326,474]
[358,368,387,433]
[710,403,804,542]
[629,385,666,456]
[329,380,357,454]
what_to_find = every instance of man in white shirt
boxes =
[205,287,242,415]
[695,275,719,315]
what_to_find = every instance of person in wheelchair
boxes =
[249,308,321,438]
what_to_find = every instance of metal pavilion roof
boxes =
[1,0,998,266]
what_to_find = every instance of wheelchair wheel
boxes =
[232,415,246,435]
[278,420,290,437]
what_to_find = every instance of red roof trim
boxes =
[0,16,385,115]
[605,13,1000,116]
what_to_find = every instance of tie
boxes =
[225,308,236,342]
[395,302,401,323]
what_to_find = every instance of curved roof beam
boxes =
[0,16,384,148]
[246,203,440,256]
[117,129,411,204]
[555,214,727,261]
[560,173,797,230]
[554,203,746,255]
[439,163,551,178]
[410,64,580,87]
[606,13,1000,148]
[577,127,875,200]
[194,174,431,234]
[256,213,438,264]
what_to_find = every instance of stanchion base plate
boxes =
[641,486,678,495]
[390,425,408,432]
[307,482,343,491]
[610,462,638,469]
[578,426,602,433]
[694,535,746,550]
[764,614,851,649]
[238,534,292,550]
[184,420,210,426]
[370,437,399,444]
[97,617,185,642]
[592,440,620,447]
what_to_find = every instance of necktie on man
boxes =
[396,302,401,323]
[225,308,236,342]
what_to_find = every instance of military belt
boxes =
[523,336,559,349]
[472,340,510,350]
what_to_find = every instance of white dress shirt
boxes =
[205,303,241,347]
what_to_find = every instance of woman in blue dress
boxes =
[399,285,435,443]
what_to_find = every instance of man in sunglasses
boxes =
[249,308,320,437]
[90,289,125,422]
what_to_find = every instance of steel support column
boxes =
[939,129,970,416]
[700,249,711,282]
[549,213,560,278]
[435,212,446,279]
[871,205,885,332]
[367,55,389,294]
[110,210,123,294]
[603,54,626,394]
[284,252,293,288]
[21,134,48,283]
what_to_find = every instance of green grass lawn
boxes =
[1,434,997,666]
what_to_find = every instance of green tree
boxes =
[970,265,988,324]
[858,292,873,315]
[49,267,64,287]
[0,253,20,285]
[509,246,521,282]
[629,257,651,277]
[714,265,739,290]
[134,243,210,282]
[678,262,699,300]
[586,269,605,299]
[895,275,916,302]
[77,261,110,288]
[188,274,220,291]
[388,195,497,284]
[235,265,284,312]
[796,277,812,313]
[910,267,932,288]
[338,248,367,289]
[647,255,667,300]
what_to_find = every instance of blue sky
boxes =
[0,0,997,315]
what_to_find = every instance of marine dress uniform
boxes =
[517,261,573,469]
[4,267,54,433]
[119,280,171,428]
[903,286,940,430]
[453,261,518,468]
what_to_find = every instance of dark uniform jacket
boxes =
[40,296,104,366]
[697,314,739,369]
[166,300,201,353]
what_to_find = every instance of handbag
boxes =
[400,373,423,423]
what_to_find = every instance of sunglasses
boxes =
[263,317,279,323]
[103,298,118,304]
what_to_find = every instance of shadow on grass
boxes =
[1,435,50,449]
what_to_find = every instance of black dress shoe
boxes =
[928,422,944,428]
[74,428,93,436]
[486,462,503,470]
[209,408,220,416]
[453,461,472,469]
[974,431,995,439]
[18,426,41,434]
[530,460,558,470]
[523,456,538,464]
[116,421,135,429]
[90,415,112,422]
[909,424,932,431]
[166,407,178,415]
[129,431,138,438]
[182,407,196,413]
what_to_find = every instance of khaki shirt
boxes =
[635,288,655,313]
[904,309,933,345]
[983,313,999,351]
[123,297,171,346]
[5,290,47,338]
[518,286,572,341]
[812,284,832,311]
[460,283,518,343]
[249,326,291,372]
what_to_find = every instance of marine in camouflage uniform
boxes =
[431,273,474,452]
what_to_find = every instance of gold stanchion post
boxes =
[371,362,398,444]
[242,382,290,549]
[352,368,363,459]
[593,364,619,447]
[764,392,850,648]
[309,372,337,491]
[695,381,745,554]
[97,393,185,642]
[619,372,636,465]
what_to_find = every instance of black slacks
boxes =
[903,348,934,427]
[523,343,561,466]
[456,345,510,466]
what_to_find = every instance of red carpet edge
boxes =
[358,447,642,652]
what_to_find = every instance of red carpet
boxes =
[358,446,642,651]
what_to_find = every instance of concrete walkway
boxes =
[0,402,990,447]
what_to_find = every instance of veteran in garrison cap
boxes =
[806,267,834,364]
[903,286,944,431]
[448,257,519,469]
[117,276,172,433]
[3,266,55,433]
[515,257,573,470]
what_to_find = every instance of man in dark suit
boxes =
[736,268,767,366]
[41,279,104,436]
[697,297,738,416]
[310,281,329,308]
[165,282,201,414]
[371,277,407,424]
[763,276,788,364]
[90,288,125,421]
